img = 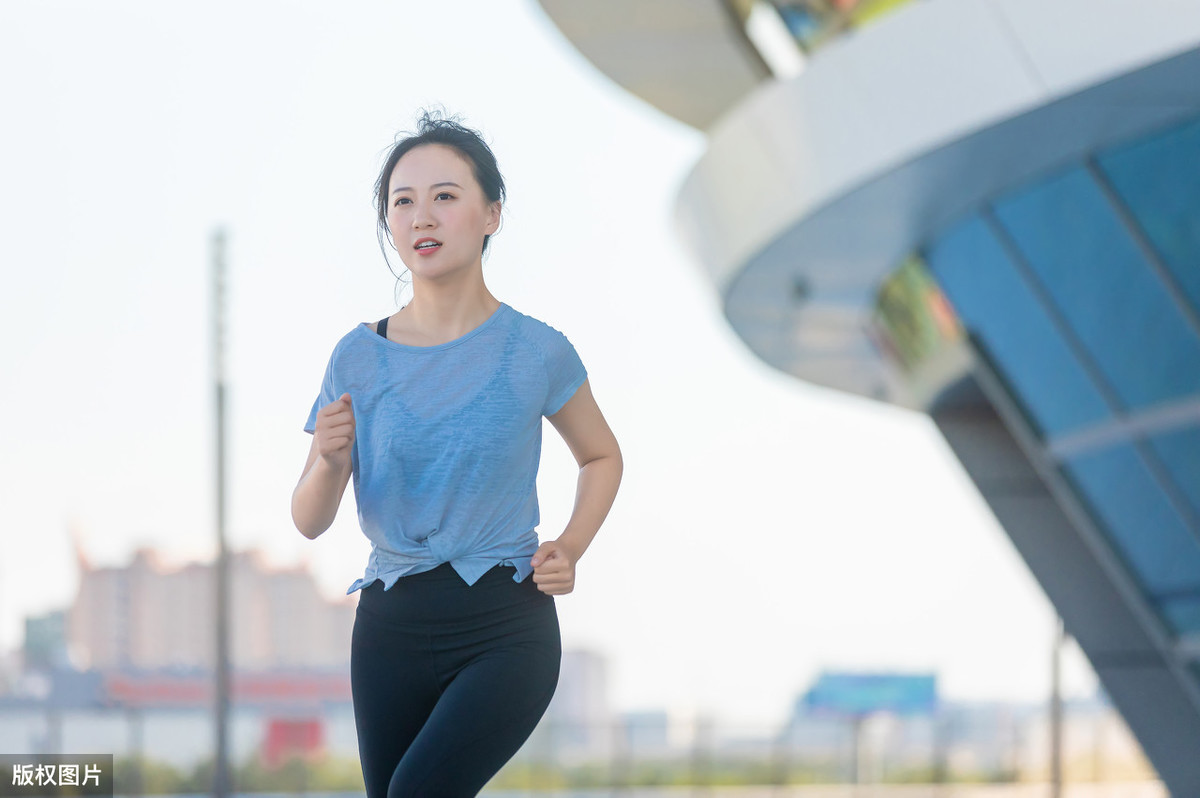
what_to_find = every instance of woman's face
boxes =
[386,144,500,280]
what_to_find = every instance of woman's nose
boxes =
[412,202,435,228]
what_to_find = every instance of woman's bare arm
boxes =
[291,393,355,539]
[530,379,623,594]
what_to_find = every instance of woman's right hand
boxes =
[315,393,355,469]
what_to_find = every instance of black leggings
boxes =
[351,563,561,798]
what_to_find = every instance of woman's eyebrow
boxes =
[391,181,463,195]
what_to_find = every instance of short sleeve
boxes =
[303,348,338,434]
[542,329,588,417]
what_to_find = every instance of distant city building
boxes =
[620,710,672,756]
[0,648,20,695]
[538,649,613,761]
[23,611,70,673]
[783,693,1154,784]
[68,547,354,671]
[0,546,359,763]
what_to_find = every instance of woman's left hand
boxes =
[530,541,576,595]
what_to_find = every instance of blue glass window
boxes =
[1160,595,1200,637]
[992,168,1200,411]
[1148,424,1200,524]
[926,215,1110,437]
[1098,115,1200,318]
[1064,444,1200,603]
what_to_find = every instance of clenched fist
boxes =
[315,393,355,470]
[530,540,577,596]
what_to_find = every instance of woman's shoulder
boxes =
[319,321,377,359]
[502,304,573,342]
[499,305,582,372]
[342,321,377,342]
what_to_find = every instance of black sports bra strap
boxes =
[376,317,389,339]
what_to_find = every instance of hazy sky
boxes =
[0,0,1098,725]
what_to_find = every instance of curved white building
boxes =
[537,0,1200,793]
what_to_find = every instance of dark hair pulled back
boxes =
[374,110,506,272]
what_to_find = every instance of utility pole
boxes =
[211,228,232,798]
[1050,616,1065,798]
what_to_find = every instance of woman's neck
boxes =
[398,278,501,344]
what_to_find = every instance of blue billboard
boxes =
[801,671,938,717]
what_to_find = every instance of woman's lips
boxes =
[414,238,442,255]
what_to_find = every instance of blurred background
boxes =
[2,0,1198,795]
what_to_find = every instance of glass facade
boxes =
[922,114,1200,652]
[1149,426,1200,521]
[924,219,1110,437]
[1098,117,1200,317]
[991,168,1200,411]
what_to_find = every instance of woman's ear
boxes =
[485,201,502,235]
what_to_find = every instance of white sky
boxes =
[0,0,1098,725]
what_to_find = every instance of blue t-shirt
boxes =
[304,303,587,593]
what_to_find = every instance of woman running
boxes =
[291,111,623,797]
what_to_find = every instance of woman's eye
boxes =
[393,197,411,207]
[436,192,454,201]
